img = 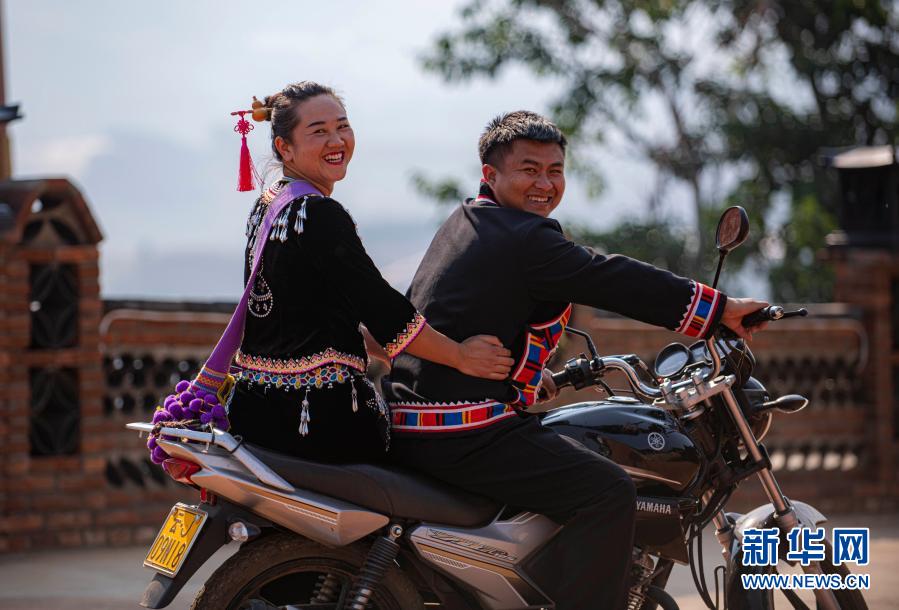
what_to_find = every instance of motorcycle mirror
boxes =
[715,206,750,254]
[710,206,750,289]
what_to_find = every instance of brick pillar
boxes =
[829,248,897,494]
[0,249,32,551]
[0,179,104,551]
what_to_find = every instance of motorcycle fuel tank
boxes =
[542,397,703,494]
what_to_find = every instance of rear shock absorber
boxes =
[342,524,403,610]
[311,572,342,603]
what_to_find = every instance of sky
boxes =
[5,0,671,300]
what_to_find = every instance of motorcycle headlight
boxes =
[751,411,773,442]
[740,377,772,443]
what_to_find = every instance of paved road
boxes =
[0,513,894,609]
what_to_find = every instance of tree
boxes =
[416,0,899,300]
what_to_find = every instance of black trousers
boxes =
[390,417,636,610]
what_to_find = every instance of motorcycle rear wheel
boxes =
[190,531,423,610]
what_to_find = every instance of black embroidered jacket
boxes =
[237,181,425,386]
[383,188,726,435]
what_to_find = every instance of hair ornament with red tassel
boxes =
[231,97,269,192]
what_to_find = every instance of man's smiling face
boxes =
[483,139,566,217]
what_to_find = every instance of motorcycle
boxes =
[128,206,868,609]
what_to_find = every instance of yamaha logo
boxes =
[635,499,674,515]
[647,432,666,451]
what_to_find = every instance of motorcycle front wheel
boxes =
[190,531,423,610]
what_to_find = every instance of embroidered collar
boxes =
[470,182,501,208]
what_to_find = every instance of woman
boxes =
[227,81,513,462]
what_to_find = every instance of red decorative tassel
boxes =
[233,111,255,192]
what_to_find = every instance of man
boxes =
[384,111,767,610]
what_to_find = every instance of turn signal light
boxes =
[162,458,201,485]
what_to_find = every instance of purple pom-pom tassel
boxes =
[200,412,213,425]
[179,391,195,405]
[152,409,173,424]
[147,436,158,450]
[195,390,208,401]
[151,446,169,464]
[175,380,191,393]
[168,404,185,419]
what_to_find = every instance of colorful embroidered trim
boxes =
[235,348,366,375]
[676,282,722,338]
[192,366,230,396]
[510,304,572,407]
[473,194,499,207]
[234,362,355,391]
[384,312,427,358]
[391,400,517,433]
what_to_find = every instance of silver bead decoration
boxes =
[294,198,308,235]
[270,206,291,243]
[248,271,274,318]
[299,388,311,436]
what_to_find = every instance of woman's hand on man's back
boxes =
[455,335,515,380]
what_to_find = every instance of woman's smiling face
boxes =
[275,94,355,195]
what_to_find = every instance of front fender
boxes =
[724,501,828,610]
[732,501,827,542]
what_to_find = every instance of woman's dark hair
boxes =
[478,110,567,167]
[263,81,344,161]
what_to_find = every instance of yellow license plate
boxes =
[144,503,208,577]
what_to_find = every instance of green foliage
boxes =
[409,171,466,206]
[768,194,839,302]
[416,0,899,301]
[567,220,697,277]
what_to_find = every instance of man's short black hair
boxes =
[478,110,567,167]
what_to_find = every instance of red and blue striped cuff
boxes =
[676,282,726,338]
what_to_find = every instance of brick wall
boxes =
[0,245,114,552]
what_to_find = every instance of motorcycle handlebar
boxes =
[547,356,663,400]
[741,305,808,327]
[550,369,571,388]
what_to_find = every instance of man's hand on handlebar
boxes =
[536,368,560,403]
[720,297,770,342]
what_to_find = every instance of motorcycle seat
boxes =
[246,443,501,527]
